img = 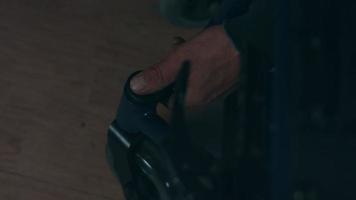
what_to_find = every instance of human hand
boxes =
[130,25,240,108]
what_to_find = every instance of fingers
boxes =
[130,57,182,95]
[130,37,186,95]
[130,25,240,109]
[130,64,166,95]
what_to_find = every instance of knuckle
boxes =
[147,65,166,85]
[155,68,166,85]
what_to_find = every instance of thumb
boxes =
[130,36,186,95]
[130,64,175,95]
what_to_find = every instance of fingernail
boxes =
[130,73,146,93]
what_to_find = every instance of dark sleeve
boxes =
[209,0,252,26]
[223,0,274,57]
[208,0,274,57]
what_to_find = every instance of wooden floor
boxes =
[0,1,197,199]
